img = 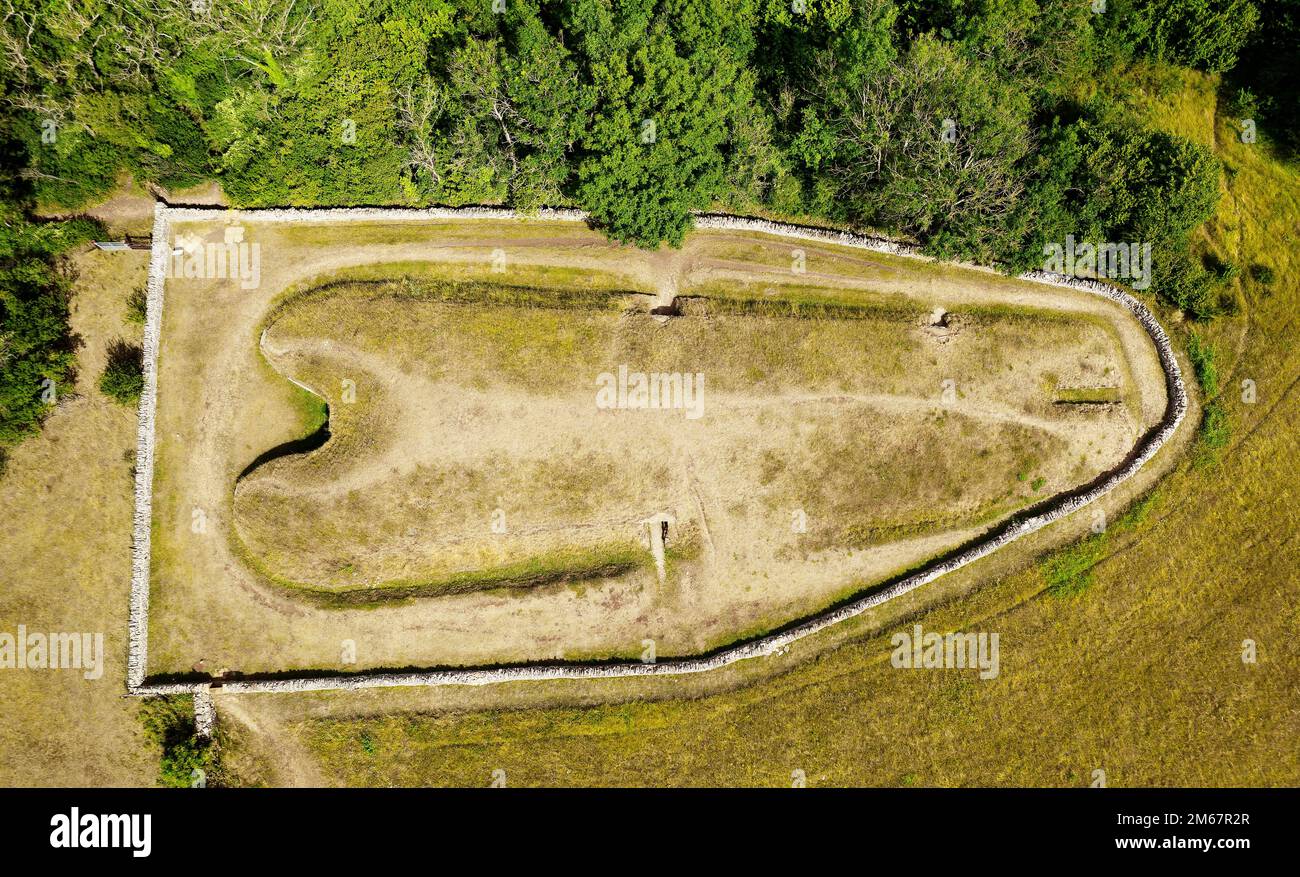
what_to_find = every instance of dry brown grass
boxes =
[141,218,1152,679]
[232,278,1117,598]
[0,250,157,786]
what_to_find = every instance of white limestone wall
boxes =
[127,204,172,690]
[126,206,1188,699]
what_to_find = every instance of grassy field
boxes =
[215,70,1300,786]
[0,249,158,786]
[6,67,1281,786]
[290,358,1297,785]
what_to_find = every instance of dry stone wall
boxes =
[126,206,1188,699]
[126,204,171,691]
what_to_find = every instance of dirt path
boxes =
[215,693,325,788]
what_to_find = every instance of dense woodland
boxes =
[1,0,1297,460]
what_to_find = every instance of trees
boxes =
[0,201,97,463]
[569,1,764,246]
[1228,0,1300,156]
[212,0,455,206]
[1002,115,1224,316]
[0,0,1254,301]
[497,11,596,210]
[395,12,594,210]
[1094,0,1260,73]
[0,0,220,207]
[798,31,1033,262]
[0,0,1264,467]
[781,1,1227,311]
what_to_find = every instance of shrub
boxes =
[138,696,217,788]
[1229,86,1260,119]
[126,287,148,325]
[1248,263,1276,286]
[1204,252,1239,282]
[1158,245,1222,319]
[99,339,143,405]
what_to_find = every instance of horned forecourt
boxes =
[126,202,1185,711]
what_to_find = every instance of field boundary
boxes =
[127,204,1188,696]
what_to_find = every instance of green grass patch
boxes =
[1041,488,1164,598]
[1187,330,1220,397]
[1186,331,1231,468]
[273,220,587,250]
[1194,402,1232,469]
[290,384,328,435]
[228,531,678,608]
[683,288,925,322]
[1054,386,1123,404]
[266,277,634,328]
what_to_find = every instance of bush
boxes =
[1158,243,1223,319]
[138,696,217,788]
[99,339,143,405]
[1205,252,1239,282]
[1229,86,1260,120]
[126,287,147,325]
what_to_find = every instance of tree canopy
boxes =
[1,0,1285,453]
